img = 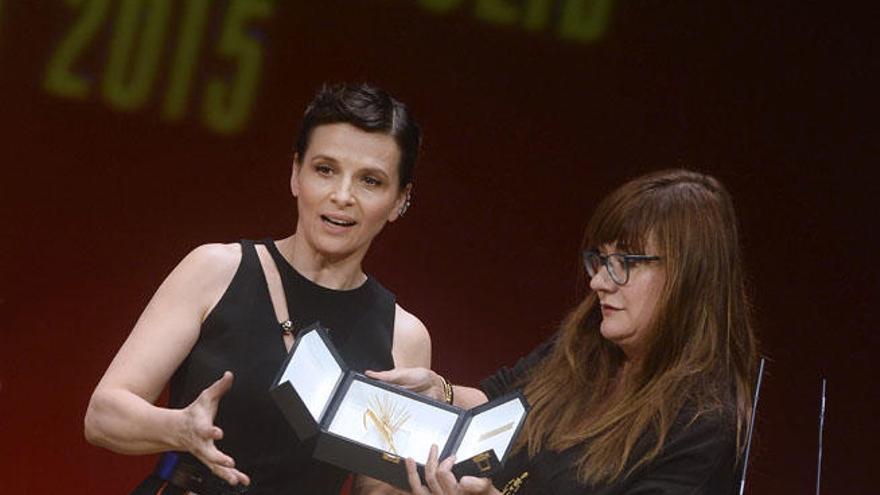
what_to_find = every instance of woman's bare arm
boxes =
[84,244,249,485]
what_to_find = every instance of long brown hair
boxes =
[518,169,758,485]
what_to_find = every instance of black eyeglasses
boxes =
[582,249,662,286]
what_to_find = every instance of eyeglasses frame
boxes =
[581,249,662,286]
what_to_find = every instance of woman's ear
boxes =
[290,154,301,198]
[389,184,413,222]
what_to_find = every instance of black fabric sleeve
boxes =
[479,336,557,401]
[622,413,738,495]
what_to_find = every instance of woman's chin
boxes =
[305,233,359,259]
[599,324,634,346]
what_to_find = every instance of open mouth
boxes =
[321,215,356,227]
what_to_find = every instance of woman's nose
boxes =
[589,264,616,292]
[330,178,355,205]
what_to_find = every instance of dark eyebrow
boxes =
[360,167,391,178]
[309,154,338,164]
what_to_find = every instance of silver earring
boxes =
[399,194,412,217]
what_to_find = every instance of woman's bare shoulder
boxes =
[166,243,243,299]
[184,242,241,272]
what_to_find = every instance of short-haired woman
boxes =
[85,83,431,495]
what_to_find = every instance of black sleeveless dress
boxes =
[133,240,397,494]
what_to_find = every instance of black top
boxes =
[480,338,738,495]
[163,240,397,494]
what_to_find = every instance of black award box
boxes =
[270,322,530,489]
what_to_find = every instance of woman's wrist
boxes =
[169,405,198,453]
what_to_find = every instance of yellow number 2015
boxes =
[42,0,273,135]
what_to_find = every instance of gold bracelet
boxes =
[439,374,454,404]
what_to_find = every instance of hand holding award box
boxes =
[270,323,530,489]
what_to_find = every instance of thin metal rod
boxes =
[815,378,827,495]
[738,357,766,495]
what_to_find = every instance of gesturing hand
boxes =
[180,371,250,486]
[405,445,499,495]
[366,367,445,402]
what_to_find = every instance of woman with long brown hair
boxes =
[368,169,758,494]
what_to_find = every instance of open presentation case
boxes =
[270,323,530,489]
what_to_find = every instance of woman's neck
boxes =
[275,234,368,290]
[608,358,642,398]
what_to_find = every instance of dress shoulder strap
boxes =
[260,239,297,311]
[239,238,258,260]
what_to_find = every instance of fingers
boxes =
[366,368,443,400]
[197,441,236,469]
[184,372,250,488]
[367,367,431,387]
[195,443,250,487]
[186,372,233,447]
[365,369,405,384]
[424,444,445,494]
[459,476,494,494]
[212,464,251,487]
[438,454,456,471]
[436,454,459,493]
[405,457,429,495]
[405,446,465,495]
[203,371,235,401]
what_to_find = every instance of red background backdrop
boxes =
[1,1,875,493]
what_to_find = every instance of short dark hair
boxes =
[294,83,421,188]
